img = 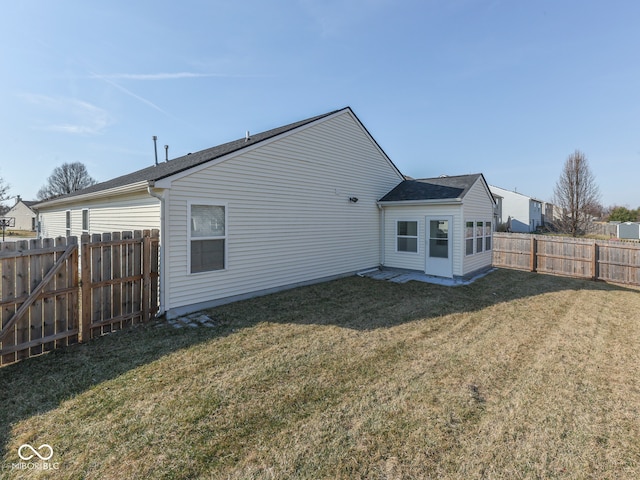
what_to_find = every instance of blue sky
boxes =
[1,0,638,207]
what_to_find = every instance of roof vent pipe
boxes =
[152,136,158,166]
[164,145,169,162]
[245,131,250,142]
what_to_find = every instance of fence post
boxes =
[80,234,91,342]
[143,230,151,322]
[530,236,537,272]
[592,243,599,281]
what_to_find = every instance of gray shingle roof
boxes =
[378,174,484,202]
[35,107,349,206]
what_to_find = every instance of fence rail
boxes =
[0,230,159,366]
[492,232,640,286]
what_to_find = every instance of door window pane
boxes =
[430,220,448,258]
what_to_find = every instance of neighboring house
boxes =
[34,107,495,318]
[4,196,37,231]
[378,174,496,278]
[489,185,543,233]
[542,201,565,229]
[492,193,503,230]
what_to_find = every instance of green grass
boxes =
[1,269,640,479]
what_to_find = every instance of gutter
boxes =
[33,181,150,209]
[147,182,166,316]
[377,198,463,207]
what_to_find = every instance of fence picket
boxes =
[15,240,29,360]
[0,230,160,366]
[29,238,44,356]
[1,242,17,364]
[493,232,640,286]
[42,238,56,352]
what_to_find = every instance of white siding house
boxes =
[3,197,37,231]
[35,107,498,317]
[490,185,543,233]
[34,107,405,318]
[37,190,160,238]
[378,174,495,278]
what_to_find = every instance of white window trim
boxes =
[476,221,485,254]
[465,221,475,256]
[484,220,493,251]
[396,219,419,254]
[82,209,89,234]
[187,200,228,275]
[465,219,493,255]
[65,210,71,237]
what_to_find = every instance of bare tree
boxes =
[0,176,8,201]
[0,176,9,215]
[553,150,600,237]
[37,162,97,201]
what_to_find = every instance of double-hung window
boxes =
[465,220,492,255]
[476,221,484,253]
[397,221,418,253]
[190,203,226,273]
[82,209,89,234]
[65,211,71,237]
[465,221,474,256]
[484,221,492,251]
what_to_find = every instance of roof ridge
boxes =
[34,107,352,207]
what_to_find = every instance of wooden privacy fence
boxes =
[492,232,640,286]
[0,230,159,366]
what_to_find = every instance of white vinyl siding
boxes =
[461,179,495,275]
[382,178,495,277]
[163,111,403,310]
[37,191,161,238]
[382,204,462,274]
[490,185,540,233]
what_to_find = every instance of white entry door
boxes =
[425,217,453,278]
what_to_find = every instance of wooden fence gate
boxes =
[0,230,159,366]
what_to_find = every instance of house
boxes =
[489,185,543,233]
[378,174,496,278]
[543,201,563,229]
[3,196,37,231]
[34,107,495,318]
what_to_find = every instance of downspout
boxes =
[147,183,166,315]
[378,203,385,267]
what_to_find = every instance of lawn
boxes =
[1,269,639,479]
